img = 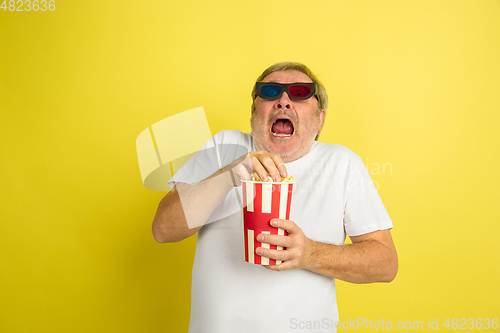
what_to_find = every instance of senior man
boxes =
[152,62,398,333]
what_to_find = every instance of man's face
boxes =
[251,70,325,163]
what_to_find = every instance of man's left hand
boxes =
[256,218,316,271]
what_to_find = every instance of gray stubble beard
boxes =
[250,115,299,160]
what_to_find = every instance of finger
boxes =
[257,233,290,248]
[250,155,270,181]
[241,154,253,174]
[270,154,287,179]
[262,261,291,271]
[270,218,297,234]
[232,163,251,184]
[256,247,290,261]
[224,153,252,187]
[260,155,282,182]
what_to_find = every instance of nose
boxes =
[275,92,292,110]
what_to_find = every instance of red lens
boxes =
[288,85,311,98]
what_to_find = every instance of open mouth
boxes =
[271,118,294,137]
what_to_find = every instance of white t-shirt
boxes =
[168,130,393,333]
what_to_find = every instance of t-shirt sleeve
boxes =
[168,134,220,188]
[167,130,251,224]
[343,154,393,236]
[168,130,250,188]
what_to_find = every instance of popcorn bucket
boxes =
[241,180,294,265]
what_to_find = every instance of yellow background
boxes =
[1,0,499,332]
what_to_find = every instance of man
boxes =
[152,62,398,332]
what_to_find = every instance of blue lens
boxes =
[260,85,282,98]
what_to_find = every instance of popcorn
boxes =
[251,172,294,183]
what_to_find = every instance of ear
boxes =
[318,109,326,133]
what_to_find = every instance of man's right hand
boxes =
[225,150,288,187]
[249,150,288,182]
[154,150,287,242]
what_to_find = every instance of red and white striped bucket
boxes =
[241,180,294,265]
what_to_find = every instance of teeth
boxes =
[272,133,292,137]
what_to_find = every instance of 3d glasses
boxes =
[254,82,316,101]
